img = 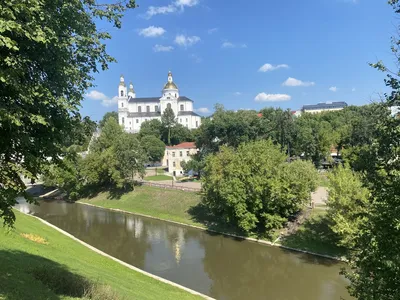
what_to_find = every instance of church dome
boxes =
[163,81,178,90]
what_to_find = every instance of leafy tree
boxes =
[342,1,400,297]
[169,124,194,145]
[181,155,203,176]
[0,0,136,226]
[161,107,176,145]
[202,140,318,235]
[326,165,370,249]
[139,119,163,139]
[99,111,119,129]
[141,135,166,165]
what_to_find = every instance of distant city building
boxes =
[390,106,400,118]
[301,101,348,114]
[162,142,198,176]
[117,71,201,133]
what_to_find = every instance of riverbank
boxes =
[79,186,346,259]
[0,210,203,300]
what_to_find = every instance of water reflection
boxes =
[15,200,351,300]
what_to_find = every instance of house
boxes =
[302,101,348,114]
[117,71,202,133]
[162,142,198,176]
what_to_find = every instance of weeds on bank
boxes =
[20,233,48,245]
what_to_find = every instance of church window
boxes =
[120,90,124,97]
[186,118,188,122]
[167,103,171,109]
[121,102,124,108]
[129,121,131,125]
[122,117,125,124]
[167,97,170,99]
[179,118,182,122]
[146,106,150,112]
[136,119,138,124]
[155,105,158,111]
[169,93,171,95]
[138,106,141,113]
[180,104,184,111]
[196,121,198,127]
[175,93,177,98]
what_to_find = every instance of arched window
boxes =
[167,103,171,109]
[120,90,124,97]
[138,106,141,113]
[175,93,177,98]
[121,102,124,108]
[122,117,125,124]
[180,104,184,111]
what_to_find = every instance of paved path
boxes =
[155,180,201,190]
[311,187,328,205]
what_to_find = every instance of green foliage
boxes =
[161,107,176,145]
[139,119,163,139]
[99,111,118,129]
[326,165,370,249]
[201,140,318,235]
[0,0,136,226]
[141,135,165,164]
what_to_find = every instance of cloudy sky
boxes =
[82,0,394,120]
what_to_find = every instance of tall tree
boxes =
[141,135,166,168]
[161,107,176,145]
[0,0,136,226]
[99,111,119,129]
[139,119,163,139]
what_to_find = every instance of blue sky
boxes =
[81,0,395,120]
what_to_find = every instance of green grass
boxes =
[80,186,204,227]
[0,210,202,300]
[144,175,172,181]
[280,208,346,258]
[318,173,330,188]
[156,168,166,174]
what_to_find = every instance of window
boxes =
[172,152,175,157]
[175,93,177,98]
[186,118,188,122]
[146,106,150,112]
[138,106,141,113]
[180,104,184,111]
[129,121,131,125]
[167,103,171,109]
[167,97,170,99]
[179,118,182,123]
[196,121,198,127]
[122,117,125,124]
[180,151,182,157]
[120,90,124,97]
[155,105,158,111]
[186,151,189,156]
[136,119,139,124]
[121,102,124,108]
[173,162,176,167]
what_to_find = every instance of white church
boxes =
[117,71,202,133]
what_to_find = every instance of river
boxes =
[16,198,351,300]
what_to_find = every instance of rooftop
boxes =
[128,96,194,103]
[302,101,348,111]
[166,142,197,149]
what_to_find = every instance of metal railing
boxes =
[139,180,201,192]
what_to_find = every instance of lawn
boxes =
[144,175,172,181]
[279,208,346,258]
[80,186,204,227]
[0,210,202,300]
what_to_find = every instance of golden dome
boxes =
[163,81,178,90]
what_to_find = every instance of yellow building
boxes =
[162,142,198,176]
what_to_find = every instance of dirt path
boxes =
[311,187,328,206]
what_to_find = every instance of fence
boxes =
[139,180,201,192]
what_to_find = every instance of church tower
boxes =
[160,71,179,117]
[128,81,136,98]
[118,75,128,129]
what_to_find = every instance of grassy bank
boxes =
[79,186,344,258]
[0,210,202,300]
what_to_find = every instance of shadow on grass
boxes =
[79,182,138,201]
[0,250,91,300]
[280,212,347,258]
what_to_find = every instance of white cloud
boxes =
[190,54,202,63]
[138,26,166,37]
[282,77,315,87]
[254,93,291,102]
[153,44,174,52]
[145,5,177,18]
[195,107,210,114]
[234,92,242,96]
[208,28,218,34]
[221,41,247,49]
[329,86,338,92]
[145,0,199,18]
[258,63,289,72]
[352,87,356,92]
[175,34,201,47]
[86,90,118,107]
[175,0,199,7]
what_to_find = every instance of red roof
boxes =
[166,142,196,149]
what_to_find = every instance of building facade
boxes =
[162,142,198,175]
[301,101,348,114]
[117,71,201,133]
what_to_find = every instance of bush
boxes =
[201,140,318,236]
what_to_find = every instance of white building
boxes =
[162,142,198,176]
[117,71,202,133]
[301,101,348,114]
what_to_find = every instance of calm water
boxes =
[16,198,351,300]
